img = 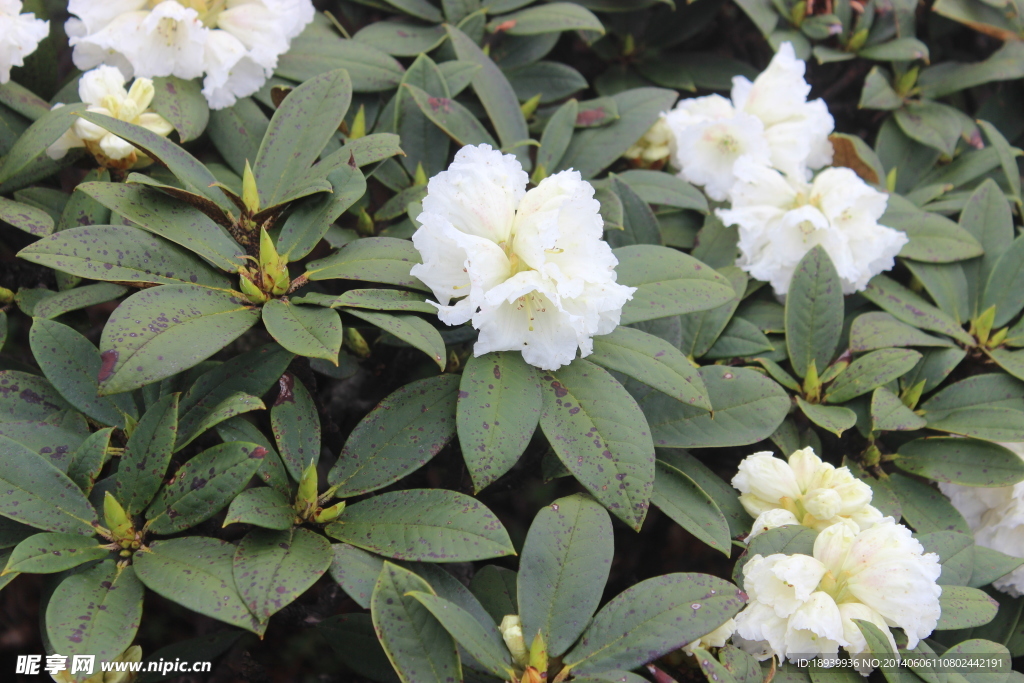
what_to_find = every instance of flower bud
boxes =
[296,459,318,515]
[313,501,346,524]
[242,160,260,214]
[103,492,134,543]
[499,614,528,667]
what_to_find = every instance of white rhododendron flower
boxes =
[735,519,942,670]
[682,618,737,655]
[410,144,635,371]
[46,66,174,165]
[941,443,1024,596]
[733,447,883,538]
[717,158,908,296]
[662,42,833,199]
[624,116,674,165]
[65,0,315,109]
[0,0,49,84]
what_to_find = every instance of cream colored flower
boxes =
[941,443,1024,596]
[0,0,49,84]
[717,158,908,296]
[46,66,174,167]
[735,519,941,670]
[65,0,314,109]
[624,117,674,165]
[411,144,635,371]
[682,618,737,655]
[734,447,883,537]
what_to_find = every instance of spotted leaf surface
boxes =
[114,393,179,516]
[270,374,321,481]
[5,532,109,574]
[263,300,343,364]
[98,284,260,395]
[539,359,655,530]
[326,489,514,562]
[134,537,265,634]
[329,375,459,497]
[145,442,267,535]
[0,370,71,422]
[233,527,332,623]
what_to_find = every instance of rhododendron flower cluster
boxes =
[733,447,883,538]
[661,43,907,295]
[734,519,942,672]
[65,0,315,109]
[0,0,49,84]
[941,443,1024,596]
[46,66,173,168]
[410,144,635,371]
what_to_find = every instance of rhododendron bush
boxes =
[1,1,1023,682]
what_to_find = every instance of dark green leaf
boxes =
[849,312,954,352]
[150,76,209,143]
[408,591,513,678]
[519,494,613,657]
[306,236,430,292]
[145,442,267,534]
[607,175,661,248]
[134,536,265,634]
[403,82,497,148]
[67,427,112,495]
[277,164,366,261]
[233,527,332,622]
[616,169,708,213]
[896,438,1024,487]
[504,61,587,104]
[458,351,541,492]
[326,488,514,561]
[4,532,108,574]
[961,179,1014,317]
[223,487,294,530]
[937,586,1000,629]
[0,370,70,422]
[871,387,927,432]
[348,308,446,370]
[263,300,343,364]
[353,21,447,57]
[825,349,922,404]
[539,359,655,530]
[786,245,843,378]
[797,397,857,437]
[115,393,178,516]
[862,275,972,345]
[889,473,970,534]
[0,196,53,236]
[535,99,578,178]
[207,97,267,177]
[268,373,321,482]
[0,103,86,185]
[653,461,731,555]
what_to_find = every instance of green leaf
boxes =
[556,88,678,179]
[150,76,209,143]
[572,96,620,128]
[371,562,461,683]
[31,283,126,320]
[233,526,332,622]
[889,472,970,534]
[309,288,436,314]
[408,591,513,678]
[254,70,352,208]
[937,586,1000,630]
[134,536,265,634]
[0,103,86,185]
[642,365,790,448]
[347,308,446,370]
[659,449,752,538]
[447,25,531,170]
[30,318,137,428]
[849,312,956,351]
[565,573,743,675]
[970,546,1024,588]
[329,374,458,497]
[223,487,295,530]
[395,54,452,178]
[859,66,904,110]
[145,442,267,534]
[988,349,1024,385]
[982,236,1024,328]
[46,561,144,662]
[535,99,578,177]
[306,236,430,292]
[895,438,1024,487]
[614,245,735,325]
[797,397,857,437]
[705,316,774,359]
[919,530,974,587]
[0,196,53,237]
[653,460,731,555]
[519,494,613,657]
[589,326,710,411]
[78,182,242,273]
[382,0,443,21]
[115,393,178,516]
[734,526,818,581]
[607,175,661,248]
[98,285,260,395]
[825,349,922,404]
[853,620,901,680]
[886,207,984,263]
[207,97,267,177]
[895,101,965,157]
[871,387,927,432]
[403,82,497,148]
[329,542,389,609]
[904,261,971,325]
[539,359,655,530]
[678,267,746,359]
[4,532,108,574]
[457,351,541,492]
[505,61,587,104]
[353,20,447,57]
[326,488,514,561]
[785,245,843,378]
[176,343,293,448]
[862,275,973,345]
[278,26,404,91]
[217,417,290,495]
[488,2,603,34]
[918,42,1024,98]
[0,420,85,469]
[266,374,320,482]
[616,169,708,213]
[67,427,112,495]
[77,112,235,215]
[262,300,342,364]
[0,435,98,534]
[978,119,1022,207]
[961,179,1015,317]
[920,373,1024,441]
[18,225,233,289]
[277,164,367,261]
[0,370,71,422]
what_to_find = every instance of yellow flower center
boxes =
[148,0,226,27]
